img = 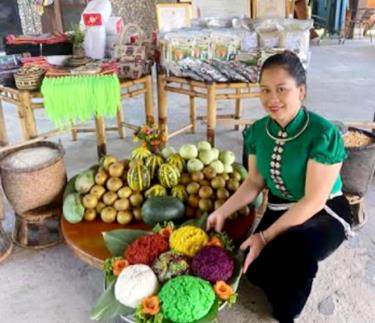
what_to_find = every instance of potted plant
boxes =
[69,24,86,58]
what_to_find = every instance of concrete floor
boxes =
[0,38,374,323]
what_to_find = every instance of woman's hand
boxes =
[206,210,226,232]
[240,233,266,273]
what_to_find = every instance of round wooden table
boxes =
[61,211,255,270]
[61,217,151,270]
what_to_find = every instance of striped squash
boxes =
[127,164,151,192]
[158,163,180,188]
[145,154,164,179]
[167,153,186,173]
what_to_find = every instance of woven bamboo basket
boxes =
[13,203,62,249]
[0,141,67,215]
[14,68,45,91]
[346,194,366,230]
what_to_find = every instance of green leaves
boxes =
[90,281,134,321]
[193,298,219,323]
[228,249,245,291]
[182,213,208,230]
[63,175,77,199]
[102,229,149,257]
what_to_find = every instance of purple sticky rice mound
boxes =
[191,246,234,283]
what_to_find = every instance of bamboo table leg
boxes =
[116,106,125,138]
[144,75,154,124]
[17,91,37,140]
[0,98,8,146]
[95,116,106,159]
[207,83,217,146]
[234,89,242,131]
[190,84,196,133]
[71,121,78,141]
[157,74,168,140]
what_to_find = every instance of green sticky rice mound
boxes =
[159,275,215,323]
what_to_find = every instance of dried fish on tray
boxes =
[198,62,228,82]
[180,59,227,82]
[209,60,248,82]
[168,61,208,82]
[228,61,259,83]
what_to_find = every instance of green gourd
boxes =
[63,193,85,224]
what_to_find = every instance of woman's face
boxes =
[260,66,305,127]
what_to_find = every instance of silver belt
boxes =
[267,193,355,238]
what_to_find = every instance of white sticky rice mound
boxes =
[114,264,159,308]
[2,147,59,169]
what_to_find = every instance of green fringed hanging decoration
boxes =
[41,74,121,129]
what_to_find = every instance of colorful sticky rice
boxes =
[152,251,190,283]
[191,246,234,283]
[169,225,209,257]
[159,275,215,323]
[114,264,159,308]
[125,234,169,266]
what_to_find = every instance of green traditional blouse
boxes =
[244,107,347,201]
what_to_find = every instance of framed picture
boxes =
[156,3,193,32]
[251,0,290,19]
[191,0,251,18]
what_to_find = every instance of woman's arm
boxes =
[207,155,265,231]
[240,159,342,272]
[263,159,342,243]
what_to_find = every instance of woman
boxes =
[207,51,353,323]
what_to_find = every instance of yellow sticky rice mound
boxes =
[169,225,209,257]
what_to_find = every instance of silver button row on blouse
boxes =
[269,131,293,199]
[278,131,288,138]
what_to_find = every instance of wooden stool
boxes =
[0,192,13,263]
[12,203,63,249]
[346,194,367,230]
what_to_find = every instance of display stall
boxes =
[155,16,312,145]
[2,2,375,322]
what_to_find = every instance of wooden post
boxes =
[0,98,8,146]
[157,74,168,140]
[144,75,154,124]
[234,88,242,131]
[95,116,106,159]
[17,91,37,140]
[71,121,78,141]
[189,84,196,133]
[116,105,125,139]
[207,83,217,146]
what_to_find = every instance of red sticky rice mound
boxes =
[124,234,169,266]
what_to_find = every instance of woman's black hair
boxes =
[259,51,306,87]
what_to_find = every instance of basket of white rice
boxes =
[0,141,66,214]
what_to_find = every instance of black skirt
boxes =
[245,193,352,323]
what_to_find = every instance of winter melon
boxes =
[141,196,185,225]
